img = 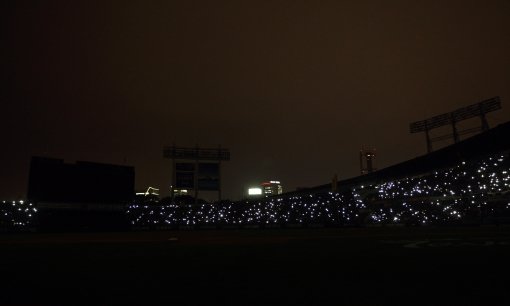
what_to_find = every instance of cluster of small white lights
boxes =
[127,153,510,227]
[370,154,510,225]
[0,200,37,228]
[4,154,510,230]
[127,191,366,227]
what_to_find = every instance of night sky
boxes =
[2,0,510,200]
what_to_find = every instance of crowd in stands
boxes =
[0,200,37,230]
[2,153,510,230]
[127,191,366,227]
[126,152,510,228]
[369,153,510,225]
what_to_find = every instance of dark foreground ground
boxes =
[1,226,510,306]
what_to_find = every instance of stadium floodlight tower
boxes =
[410,97,502,153]
[163,145,230,203]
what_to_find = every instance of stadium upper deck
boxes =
[291,121,510,195]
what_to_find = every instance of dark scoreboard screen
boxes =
[27,157,135,204]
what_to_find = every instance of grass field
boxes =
[1,226,510,305]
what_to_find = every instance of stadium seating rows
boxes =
[2,153,509,230]
[126,153,510,227]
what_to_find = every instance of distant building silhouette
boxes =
[136,186,159,196]
[247,187,263,198]
[135,187,160,202]
[360,147,377,175]
[261,180,283,197]
[173,189,189,197]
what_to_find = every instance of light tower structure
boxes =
[410,97,501,153]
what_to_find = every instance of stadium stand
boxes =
[125,121,510,228]
[2,122,510,231]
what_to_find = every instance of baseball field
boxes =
[1,226,509,305]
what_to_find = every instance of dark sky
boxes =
[2,0,510,200]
